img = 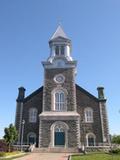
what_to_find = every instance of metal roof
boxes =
[50,25,69,40]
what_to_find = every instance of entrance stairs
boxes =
[33,147,78,153]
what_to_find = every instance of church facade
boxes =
[15,26,110,150]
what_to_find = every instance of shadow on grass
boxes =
[0,153,28,160]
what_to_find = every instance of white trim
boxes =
[54,74,65,84]
[77,117,81,147]
[51,87,68,111]
[84,107,93,123]
[50,121,69,148]
[86,133,96,147]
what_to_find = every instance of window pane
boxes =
[88,137,94,146]
[55,103,59,110]
[55,46,59,55]
[85,108,93,122]
[55,91,66,111]
[29,108,37,122]
[61,46,64,55]
[55,93,59,102]
[60,92,64,102]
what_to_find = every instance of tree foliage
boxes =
[3,124,18,152]
[112,135,120,144]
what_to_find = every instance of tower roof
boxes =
[50,25,69,40]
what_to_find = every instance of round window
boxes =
[54,74,65,83]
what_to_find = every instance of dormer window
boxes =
[55,46,65,56]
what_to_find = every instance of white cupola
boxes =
[48,25,73,62]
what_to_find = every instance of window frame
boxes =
[54,74,65,84]
[51,87,67,112]
[29,108,37,123]
[27,132,36,145]
[86,133,96,147]
[84,107,93,123]
[55,91,65,111]
[55,45,65,56]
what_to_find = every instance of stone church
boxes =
[15,26,110,150]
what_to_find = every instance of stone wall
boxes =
[43,68,76,111]
[39,120,78,148]
[22,88,43,147]
[76,85,103,145]
[99,101,110,143]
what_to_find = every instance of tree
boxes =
[4,124,18,152]
[112,135,120,144]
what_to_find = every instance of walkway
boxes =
[14,153,70,160]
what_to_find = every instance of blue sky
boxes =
[0,0,120,138]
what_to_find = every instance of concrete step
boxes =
[33,147,78,153]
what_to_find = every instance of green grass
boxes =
[71,153,120,160]
[0,152,27,160]
[0,154,27,160]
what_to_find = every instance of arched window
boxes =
[85,108,93,123]
[86,133,96,146]
[51,87,67,111]
[29,108,37,123]
[27,132,36,145]
[55,91,65,111]
[55,125,65,132]
[55,46,59,55]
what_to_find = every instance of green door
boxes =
[29,136,35,144]
[55,132,65,146]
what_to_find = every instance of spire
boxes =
[47,25,73,63]
[50,25,69,40]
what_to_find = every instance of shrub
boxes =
[0,139,8,152]
[4,124,18,152]
[111,135,120,144]
[109,148,120,154]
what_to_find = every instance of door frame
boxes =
[50,121,69,148]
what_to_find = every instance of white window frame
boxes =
[84,107,93,123]
[55,45,65,56]
[55,91,65,111]
[51,87,67,111]
[54,74,65,84]
[86,133,96,147]
[29,108,37,123]
[50,121,69,147]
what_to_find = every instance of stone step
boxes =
[33,147,78,153]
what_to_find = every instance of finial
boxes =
[58,20,62,26]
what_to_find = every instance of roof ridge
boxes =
[76,84,98,101]
[24,86,43,102]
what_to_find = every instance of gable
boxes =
[76,84,98,102]
[24,86,43,103]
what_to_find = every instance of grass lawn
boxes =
[71,153,120,160]
[0,152,27,160]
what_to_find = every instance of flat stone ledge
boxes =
[39,111,80,120]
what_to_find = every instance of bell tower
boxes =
[42,25,77,112]
[39,26,80,148]
[48,25,73,62]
